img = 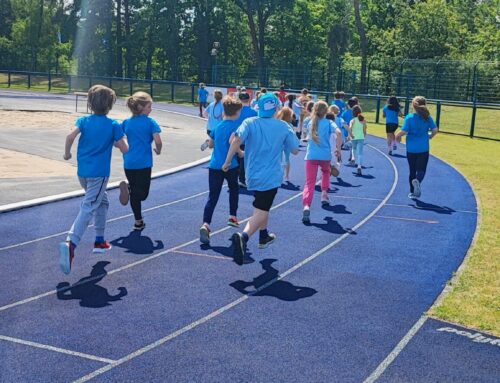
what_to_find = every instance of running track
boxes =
[0,104,498,382]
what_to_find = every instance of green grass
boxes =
[369,122,500,335]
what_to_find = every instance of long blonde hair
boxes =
[412,96,430,121]
[311,101,328,144]
[277,106,293,123]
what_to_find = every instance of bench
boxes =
[74,92,89,113]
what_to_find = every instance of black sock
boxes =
[242,232,249,242]
[259,229,269,241]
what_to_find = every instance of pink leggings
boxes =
[303,160,330,207]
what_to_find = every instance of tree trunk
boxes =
[32,0,44,71]
[124,0,133,78]
[353,0,368,93]
[115,0,123,77]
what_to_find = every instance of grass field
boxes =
[369,123,500,336]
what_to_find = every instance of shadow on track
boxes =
[111,231,164,255]
[56,261,127,308]
[230,259,317,301]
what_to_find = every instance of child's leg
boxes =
[319,160,330,191]
[406,152,418,192]
[94,190,110,238]
[203,169,225,225]
[128,168,152,221]
[415,152,430,183]
[350,140,358,164]
[225,168,239,218]
[67,177,109,245]
[303,160,319,207]
[357,139,364,167]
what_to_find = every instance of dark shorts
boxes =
[386,123,398,133]
[199,101,208,108]
[253,188,278,212]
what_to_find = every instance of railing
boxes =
[1,70,499,141]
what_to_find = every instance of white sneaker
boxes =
[411,179,421,198]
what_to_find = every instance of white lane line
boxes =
[362,316,428,383]
[0,334,116,364]
[374,215,439,224]
[171,250,232,261]
[72,145,399,383]
[0,190,210,253]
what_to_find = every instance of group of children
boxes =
[60,83,435,273]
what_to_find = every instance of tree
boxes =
[352,0,368,92]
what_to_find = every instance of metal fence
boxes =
[1,70,499,141]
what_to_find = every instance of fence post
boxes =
[191,83,195,103]
[436,101,441,128]
[88,76,92,89]
[470,101,477,138]
[109,77,112,89]
[375,94,381,123]
[8,71,11,87]
[68,75,72,93]
[129,79,133,95]
[48,71,52,91]
[171,83,175,102]
[28,73,31,89]
[150,81,154,98]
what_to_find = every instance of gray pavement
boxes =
[0,90,209,206]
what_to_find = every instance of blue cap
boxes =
[258,94,280,118]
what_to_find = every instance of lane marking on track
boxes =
[171,250,231,261]
[374,215,439,224]
[0,335,116,364]
[72,144,399,383]
[362,316,428,383]
[0,190,211,253]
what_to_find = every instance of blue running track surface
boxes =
[0,121,498,382]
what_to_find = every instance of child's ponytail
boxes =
[352,105,364,121]
[412,96,430,121]
[311,101,328,144]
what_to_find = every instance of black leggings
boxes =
[406,152,429,193]
[203,168,239,224]
[125,167,152,220]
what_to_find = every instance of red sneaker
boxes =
[227,217,239,227]
[93,241,112,254]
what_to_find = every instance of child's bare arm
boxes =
[63,128,80,160]
[115,136,129,154]
[363,121,367,136]
[222,136,241,172]
[208,138,215,149]
[153,133,162,155]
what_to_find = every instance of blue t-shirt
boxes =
[305,118,334,161]
[236,117,299,191]
[402,113,437,153]
[384,105,400,125]
[236,106,258,127]
[336,116,349,138]
[209,119,240,170]
[205,101,224,131]
[122,115,162,170]
[198,88,208,102]
[76,115,124,178]
[333,99,346,113]
[341,109,353,124]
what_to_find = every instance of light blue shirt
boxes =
[305,118,334,161]
[402,113,437,153]
[236,106,258,127]
[209,120,240,170]
[205,101,224,131]
[236,117,299,191]
[76,115,124,177]
[384,105,400,125]
[198,88,208,102]
[122,115,161,169]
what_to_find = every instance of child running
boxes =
[383,96,404,155]
[396,96,438,199]
[329,104,349,149]
[348,105,368,176]
[59,85,128,274]
[236,91,258,188]
[302,101,342,224]
[199,96,243,244]
[198,83,209,117]
[332,91,346,113]
[277,106,295,182]
[222,94,300,265]
[201,89,223,150]
[119,91,162,231]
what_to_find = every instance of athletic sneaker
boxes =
[59,241,75,275]
[134,220,146,231]
[302,208,311,224]
[321,192,330,206]
[200,139,210,151]
[199,224,210,244]
[388,150,392,156]
[411,179,422,198]
[119,181,129,205]
[357,167,362,176]
[93,241,112,254]
[231,232,246,265]
[227,217,239,227]
[408,193,418,200]
[393,144,397,151]
[258,233,276,249]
